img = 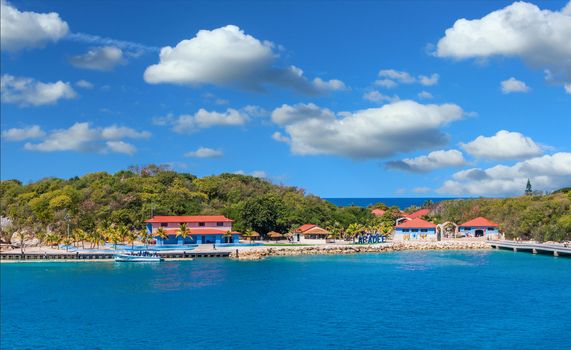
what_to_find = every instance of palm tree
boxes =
[118,225,130,245]
[88,228,104,249]
[156,227,168,245]
[223,230,233,243]
[46,232,62,249]
[327,222,343,242]
[177,223,191,244]
[139,228,151,249]
[106,225,121,250]
[125,229,138,250]
[346,223,364,242]
[73,228,87,249]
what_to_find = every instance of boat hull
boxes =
[114,255,164,262]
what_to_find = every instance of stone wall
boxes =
[231,241,491,260]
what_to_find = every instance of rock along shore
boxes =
[231,241,491,260]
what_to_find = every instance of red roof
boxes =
[459,217,498,227]
[395,218,436,229]
[405,209,430,219]
[371,209,385,216]
[145,215,233,223]
[157,228,240,235]
[296,224,317,233]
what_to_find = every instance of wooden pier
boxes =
[0,251,230,261]
[488,241,571,257]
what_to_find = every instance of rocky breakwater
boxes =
[231,240,491,260]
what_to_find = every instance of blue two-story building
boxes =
[145,215,241,244]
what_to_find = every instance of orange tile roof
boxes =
[302,226,330,235]
[405,209,430,219]
[395,217,436,229]
[459,217,498,227]
[371,209,385,216]
[145,215,233,223]
[296,224,317,233]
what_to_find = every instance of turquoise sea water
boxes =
[1,251,570,350]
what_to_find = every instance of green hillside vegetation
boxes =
[429,193,571,242]
[1,165,395,245]
[2,166,569,246]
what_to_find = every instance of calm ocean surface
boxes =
[2,251,570,350]
[325,197,462,208]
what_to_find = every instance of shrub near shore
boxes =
[429,191,571,242]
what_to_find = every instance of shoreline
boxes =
[230,241,492,260]
[1,241,491,263]
[4,240,569,263]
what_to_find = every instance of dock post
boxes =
[554,251,559,257]
[532,248,537,254]
[513,247,517,252]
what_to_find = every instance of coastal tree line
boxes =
[0,165,395,248]
[1,165,570,248]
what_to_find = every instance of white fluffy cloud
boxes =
[376,69,439,88]
[271,100,465,159]
[185,147,223,158]
[75,80,94,89]
[418,91,433,99]
[375,79,398,88]
[1,125,45,141]
[565,83,571,94]
[379,69,416,84]
[418,74,440,86]
[386,149,467,173]
[363,90,400,103]
[438,152,571,196]
[1,74,76,106]
[435,1,571,91]
[501,77,530,94]
[0,0,69,51]
[105,141,136,155]
[234,170,267,178]
[143,25,345,95]
[22,122,150,154]
[461,130,544,160]
[69,46,125,71]
[154,108,249,133]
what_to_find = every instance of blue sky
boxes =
[1,0,570,197]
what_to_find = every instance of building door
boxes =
[475,229,484,237]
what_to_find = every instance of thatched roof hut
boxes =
[266,231,285,240]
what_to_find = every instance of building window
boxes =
[488,227,495,231]
[198,222,205,227]
[464,227,471,231]
[420,229,427,232]
[402,229,410,232]
[217,222,224,227]
[411,229,419,232]
[160,223,168,227]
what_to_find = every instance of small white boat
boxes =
[114,253,164,262]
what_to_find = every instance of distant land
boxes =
[325,197,464,209]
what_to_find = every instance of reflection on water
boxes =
[150,263,227,291]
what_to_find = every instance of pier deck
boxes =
[0,251,230,261]
[488,241,571,257]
